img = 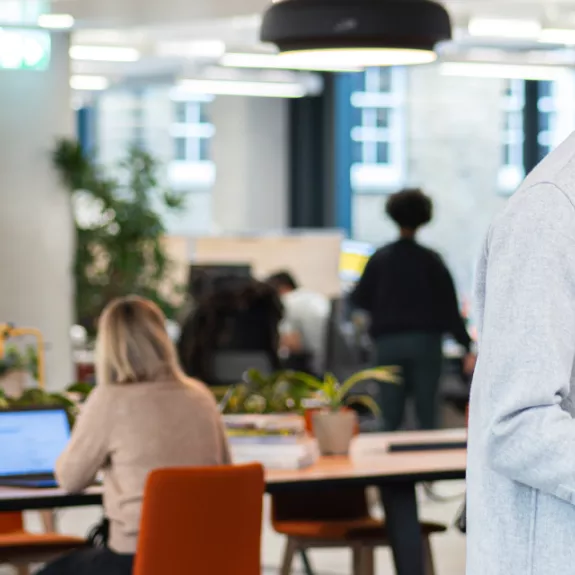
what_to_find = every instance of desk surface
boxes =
[0,429,467,511]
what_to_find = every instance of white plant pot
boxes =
[312,410,357,456]
[0,370,29,398]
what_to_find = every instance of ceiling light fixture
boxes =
[178,79,306,98]
[70,75,109,91]
[221,52,360,72]
[70,45,140,62]
[440,62,566,82]
[260,0,451,69]
[539,28,575,46]
[468,18,541,39]
[37,13,74,30]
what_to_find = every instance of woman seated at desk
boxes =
[38,296,231,575]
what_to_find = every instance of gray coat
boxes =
[467,132,575,575]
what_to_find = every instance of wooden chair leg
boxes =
[352,544,374,575]
[422,536,436,575]
[40,510,57,533]
[361,547,375,575]
[280,537,298,575]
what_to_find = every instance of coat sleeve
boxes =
[479,183,575,502]
[55,385,112,493]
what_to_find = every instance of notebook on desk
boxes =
[0,407,71,489]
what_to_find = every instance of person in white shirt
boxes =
[267,271,330,375]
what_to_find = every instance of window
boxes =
[498,80,525,193]
[167,91,216,189]
[349,67,406,191]
[170,100,213,162]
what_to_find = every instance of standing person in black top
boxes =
[350,189,475,430]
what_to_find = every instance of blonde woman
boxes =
[38,296,231,575]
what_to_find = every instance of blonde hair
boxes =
[96,296,187,386]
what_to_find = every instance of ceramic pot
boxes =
[312,409,358,456]
[0,369,28,398]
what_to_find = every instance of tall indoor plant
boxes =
[52,140,184,333]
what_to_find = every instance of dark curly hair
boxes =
[386,188,433,230]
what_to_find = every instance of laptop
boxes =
[0,407,71,489]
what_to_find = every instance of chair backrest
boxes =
[272,487,370,524]
[0,512,24,534]
[133,464,265,575]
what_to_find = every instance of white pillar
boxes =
[211,96,289,233]
[0,33,74,390]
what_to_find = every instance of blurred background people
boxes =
[267,271,330,375]
[38,296,230,575]
[177,276,283,385]
[350,189,475,431]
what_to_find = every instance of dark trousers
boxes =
[35,547,134,575]
[375,332,443,431]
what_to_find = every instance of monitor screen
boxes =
[0,409,70,477]
[339,240,375,284]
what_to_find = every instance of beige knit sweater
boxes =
[56,378,231,554]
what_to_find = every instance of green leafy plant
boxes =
[0,344,39,379]
[289,367,402,414]
[222,369,312,415]
[2,388,79,426]
[52,139,185,333]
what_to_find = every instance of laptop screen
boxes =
[0,409,70,477]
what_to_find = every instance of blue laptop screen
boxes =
[0,409,70,477]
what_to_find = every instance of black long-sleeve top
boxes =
[350,239,471,350]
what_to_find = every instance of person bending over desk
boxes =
[37,296,231,575]
[350,188,475,431]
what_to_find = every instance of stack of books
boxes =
[224,414,318,470]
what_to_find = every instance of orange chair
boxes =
[133,464,265,575]
[272,487,446,575]
[0,511,86,575]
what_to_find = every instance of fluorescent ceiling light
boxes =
[70,45,140,62]
[178,79,306,98]
[440,62,566,82]
[276,48,436,69]
[70,75,109,91]
[468,18,541,39]
[539,28,575,45]
[158,40,226,58]
[221,52,360,72]
[37,13,74,29]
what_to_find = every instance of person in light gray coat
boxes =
[467,133,575,574]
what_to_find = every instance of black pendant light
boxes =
[260,0,452,68]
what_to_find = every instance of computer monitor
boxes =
[0,408,70,477]
[339,240,375,284]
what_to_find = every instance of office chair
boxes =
[0,512,86,575]
[133,464,265,575]
[272,487,446,575]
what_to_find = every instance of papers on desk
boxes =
[224,414,318,470]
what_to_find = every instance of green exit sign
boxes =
[0,27,50,70]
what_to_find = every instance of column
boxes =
[0,32,74,390]
[211,96,288,233]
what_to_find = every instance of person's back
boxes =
[40,296,231,575]
[282,287,330,374]
[357,239,462,338]
[467,133,575,574]
[57,378,229,554]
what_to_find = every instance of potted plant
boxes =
[291,367,401,456]
[0,343,38,398]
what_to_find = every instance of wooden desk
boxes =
[0,429,467,575]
